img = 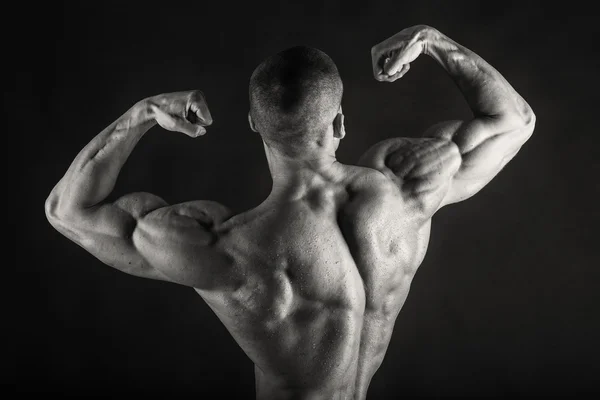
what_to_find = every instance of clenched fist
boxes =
[371,25,432,82]
[148,90,213,137]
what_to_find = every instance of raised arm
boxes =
[45,90,234,289]
[361,25,536,214]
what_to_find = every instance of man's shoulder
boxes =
[340,163,430,222]
[342,163,400,195]
[357,137,418,167]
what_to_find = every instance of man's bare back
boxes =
[194,165,427,398]
[46,25,535,399]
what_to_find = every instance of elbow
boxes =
[45,191,87,244]
[45,192,62,227]
[517,99,536,132]
[45,189,74,229]
[520,106,536,141]
[504,101,536,140]
[522,104,536,130]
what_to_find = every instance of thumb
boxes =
[151,105,177,130]
[384,41,424,76]
[383,55,404,76]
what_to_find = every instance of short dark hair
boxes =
[249,46,343,150]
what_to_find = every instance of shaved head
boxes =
[249,46,343,152]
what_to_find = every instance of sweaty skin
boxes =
[45,26,535,399]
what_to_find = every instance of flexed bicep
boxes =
[357,117,532,216]
[44,89,227,286]
[364,25,535,214]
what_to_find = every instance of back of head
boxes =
[249,46,343,152]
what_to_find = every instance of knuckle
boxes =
[192,90,205,101]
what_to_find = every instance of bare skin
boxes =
[45,25,535,399]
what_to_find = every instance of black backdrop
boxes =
[16,1,599,397]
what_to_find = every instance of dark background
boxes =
[15,1,599,397]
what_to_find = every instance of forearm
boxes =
[48,98,156,215]
[422,27,534,135]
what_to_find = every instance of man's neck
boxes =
[264,143,343,197]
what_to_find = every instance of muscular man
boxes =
[45,25,535,399]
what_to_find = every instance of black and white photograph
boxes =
[15,1,598,398]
